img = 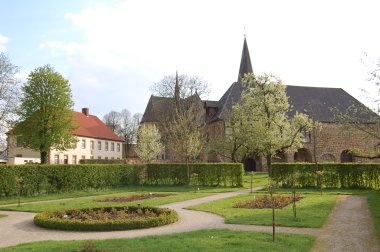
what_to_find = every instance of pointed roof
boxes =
[237,37,253,82]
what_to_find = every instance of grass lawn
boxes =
[366,190,380,241]
[0,229,315,252]
[0,191,214,212]
[0,185,247,206]
[0,214,6,218]
[188,189,337,228]
[243,172,269,188]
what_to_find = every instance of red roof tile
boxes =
[73,111,124,142]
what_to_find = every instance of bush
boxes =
[34,206,178,231]
[270,163,380,189]
[0,163,243,198]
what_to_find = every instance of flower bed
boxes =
[234,194,302,209]
[95,193,174,202]
[34,206,178,231]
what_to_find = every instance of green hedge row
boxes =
[146,163,243,187]
[79,159,125,164]
[34,206,178,231]
[270,163,380,189]
[0,163,243,198]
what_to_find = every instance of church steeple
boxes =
[237,36,253,82]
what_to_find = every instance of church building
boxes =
[142,37,380,171]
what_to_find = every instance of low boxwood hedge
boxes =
[34,206,178,231]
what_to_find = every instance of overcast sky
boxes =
[1,0,380,118]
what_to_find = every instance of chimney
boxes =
[82,108,89,116]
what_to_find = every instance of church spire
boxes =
[237,36,253,82]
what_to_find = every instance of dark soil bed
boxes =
[234,194,302,209]
[95,193,174,202]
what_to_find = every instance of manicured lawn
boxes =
[0,229,315,252]
[243,172,269,188]
[366,190,380,241]
[0,191,213,212]
[188,190,337,228]
[0,185,247,206]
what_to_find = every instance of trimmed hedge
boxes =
[79,159,125,164]
[270,163,380,189]
[146,163,243,187]
[0,163,243,198]
[34,206,178,231]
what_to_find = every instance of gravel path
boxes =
[0,189,378,251]
[312,195,380,252]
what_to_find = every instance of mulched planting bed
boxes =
[95,193,174,202]
[234,194,302,209]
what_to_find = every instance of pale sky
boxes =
[1,0,380,118]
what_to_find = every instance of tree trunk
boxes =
[266,155,272,174]
[40,150,48,164]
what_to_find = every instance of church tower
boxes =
[237,36,253,82]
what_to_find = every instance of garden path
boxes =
[0,189,378,251]
[312,195,380,252]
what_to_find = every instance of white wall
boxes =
[7,136,123,164]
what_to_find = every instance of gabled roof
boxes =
[286,85,377,122]
[209,83,376,123]
[208,82,244,122]
[141,95,174,123]
[73,111,124,142]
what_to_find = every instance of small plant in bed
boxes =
[34,206,178,231]
[234,194,302,209]
[95,193,174,203]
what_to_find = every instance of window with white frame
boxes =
[111,142,114,151]
[63,155,68,164]
[54,154,59,164]
[117,143,120,152]
[98,141,102,150]
[72,155,77,164]
[90,140,94,150]
[81,139,86,149]
[105,141,109,151]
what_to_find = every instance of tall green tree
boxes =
[16,65,75,164]
[136,124,163,163]
[232,73,311,171]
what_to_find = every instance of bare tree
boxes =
[118,109,142,158]
[0,53,20,146]
[150,73,210,99]
[103,111,121,133]
[103,109,142,158]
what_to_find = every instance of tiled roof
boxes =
[209,83,376,123]
[73,111,124,142]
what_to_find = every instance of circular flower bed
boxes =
[34,206,178,231]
